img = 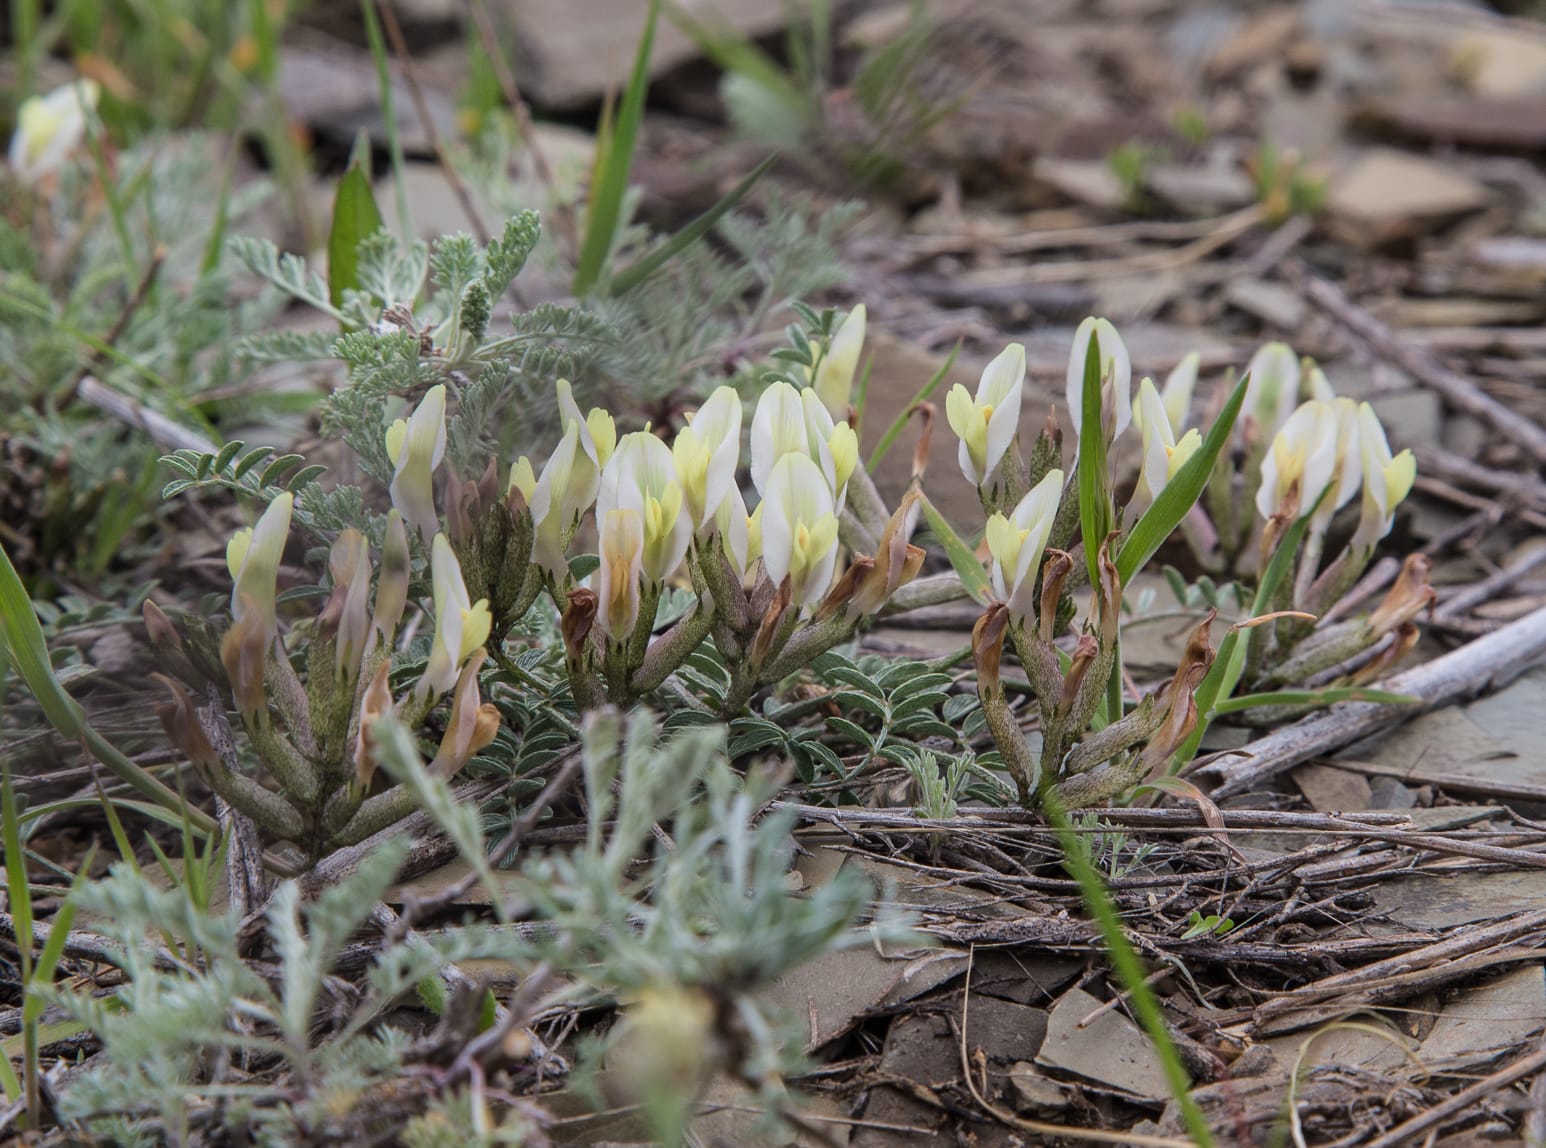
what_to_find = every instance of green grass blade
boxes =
[665,2,807,118]
[868,340,959,472]
[607,153,773,296]
[3,770,34,985]
[360,0,411,241]
[918,494,990,605]
[327,158,385,308]
[1044,798,1215,1147]
[23,869,81,1029]
[0,541,217,835]
[1116,371,1250,585]
[1211,687,1417,716]
[573,0,660,296]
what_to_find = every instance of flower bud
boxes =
[367,510,410,661]
[429,651,499,778]
[221,492,293,721]
[812,304,866,419]
[353,662,394,792]
[319,530,372,682]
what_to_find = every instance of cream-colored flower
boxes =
[416,534,492,704]
[715,484,756,584]
[760,453,840,607]
[984,469,1063,622]
[8,79,99,185]
[945,343,1026,488]
[556,378,616,470]
[596,507,645,642]
[749,381,857,511]
[1242,342,1300,442]
[599,430,691,585]
[1310,397,1362,533]
[1256,400,1340,522]
[222,493,294,719]
[1065,317,1131,442]
[1131,378,1202,514]
[385,384,447,541]
[672,385,742,530]
[1352,402,1417,555]
[812,304,866,418]
[1132,350,1198,438]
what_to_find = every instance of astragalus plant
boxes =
[146,205,932,864]
[946,318,1427,809]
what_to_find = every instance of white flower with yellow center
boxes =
[984,469,1063,623]
[599,431,691,586]
[556,378,617,470]
[8,79,99,186]
[945,343,1026,488]
[1353,403,1417,556]
[672,385,742,531]
[1064,317,1131,442]
[812,304,866,419]
[1256,400,1341,522]
[760,454,841,608]
[416,534,493,704]
[1131,378,1202,514]
[385,384,447,541]
[749,381,858,511]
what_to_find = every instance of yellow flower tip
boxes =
[459,601,493,660]
[1168,428,1203,478]
[509,456,536,502]
[384,418,408,465]
[226,527,253,580]
[829,423,858,490]
[944,384,974,439]
[588,408,617,467]
[1388,449,1417,503]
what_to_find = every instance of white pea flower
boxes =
[944,342,1026,488]
[1242,342,1301,442]
[672,385,742,531]
[749,381,858,511]
[812,304,866,419]
[760,453,841,608]
[984,469,1063,623]
[222,492,294,719]
[1131,378,1203,515]
[1256,401,1341,522]
[1352,403,1417,556]
[599,431,692,586]
[416,534,492,705]
[385,384,447,542]
[1310,397,1363,534]
[8,79,99,186]
[596,507,646,642]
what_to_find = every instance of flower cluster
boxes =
[149,484,499,862]
[406,316,918,712]
[945,317,1426,808]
